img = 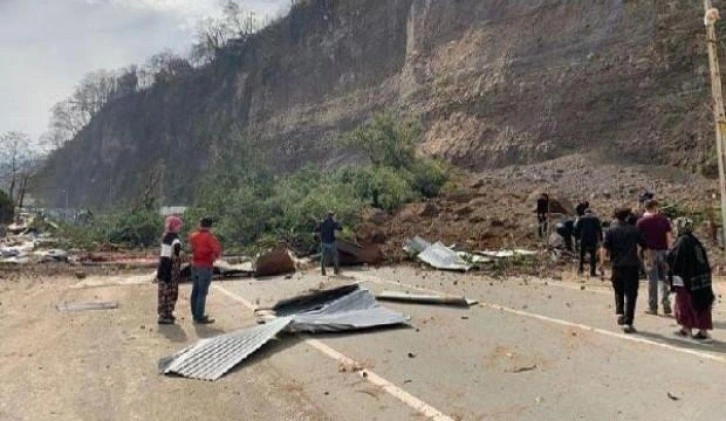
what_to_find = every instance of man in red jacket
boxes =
[188,218,222,324]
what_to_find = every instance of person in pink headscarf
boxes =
[156,215,183,325]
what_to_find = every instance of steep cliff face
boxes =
[38,0,717,207]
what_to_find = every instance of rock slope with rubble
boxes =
[360,154,721,263]
[37,0,719,207]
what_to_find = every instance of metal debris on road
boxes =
[376,290,477,307]
[417,242,473,272]
[268,284,360,316]
[55,301,119,312]
[159,317,293,381]
[161,285,408,381]
[287,287,408,333]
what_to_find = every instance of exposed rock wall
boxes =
[38,0,717,207]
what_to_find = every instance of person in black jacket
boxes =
[575,209,603,276]
[600,208,647,334]
[315,211,342,276]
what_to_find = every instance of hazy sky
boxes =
[0,0,289,143]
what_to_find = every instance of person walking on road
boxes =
[188,217,222,324]
[636,200,673,315]
[668,217,715,341]
[316,211,342,276]
[601,208,646,334]
[575,208,603,277]
[156,215,183,325]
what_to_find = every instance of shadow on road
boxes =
[193,323,227,338]
[157,324,188,343]
[636,330,726,354]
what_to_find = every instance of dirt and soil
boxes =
[361,154,722,265]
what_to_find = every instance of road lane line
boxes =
[213,284,455,421]
[355,274,726,365]
[214,283,257,309]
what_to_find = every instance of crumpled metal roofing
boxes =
[159,285,407,381]
[417,242,472,272]
[159,317,293,381]
[288,288,408,333]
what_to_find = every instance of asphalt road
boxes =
[2,266,726,420]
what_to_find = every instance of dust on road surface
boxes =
[2,266,726,421]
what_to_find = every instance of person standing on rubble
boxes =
[315,211,342,276]
[555,217,575,252]
[600,208,646,334]
[188,217,222,324]
[636,200,673,316]
[157,215,183,325]
[536,193,550,240]
[574,208,603,277]
[575,201,590,218]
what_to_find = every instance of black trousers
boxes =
[579,245,597,275]
[537,214,548,239]
[612,266,640,325]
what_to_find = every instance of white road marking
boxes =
[214,284,258,310]
[355,274,726,365]
[213,284,454,421]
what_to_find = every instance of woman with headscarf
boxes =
[667,217,715,340]
[156,215,183,325]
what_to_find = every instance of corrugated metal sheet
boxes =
[417,242,472,272]
[287,288,408,333]
[272,284,360,316]
[159,317,292,381]
[160,286,408,381]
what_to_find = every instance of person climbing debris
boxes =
[555,217,575,252]
[315,211,342,276]
[575,201,590,218]
[157,215,183,325]
[536,193,550,240]
[188,217,222,324]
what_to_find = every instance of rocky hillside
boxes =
[37,0,720,207]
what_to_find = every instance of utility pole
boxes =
[703,0,726,250]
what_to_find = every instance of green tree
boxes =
[343,113,420,169]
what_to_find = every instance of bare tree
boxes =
[146,50,193,84]
[0,132,33,205]
[190,1,261,64]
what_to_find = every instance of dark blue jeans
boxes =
[190,267,213,320]
[321,242,339,274]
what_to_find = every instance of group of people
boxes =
[539,194,716,338]
[154,212,343,325]
[156,216,221,325]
